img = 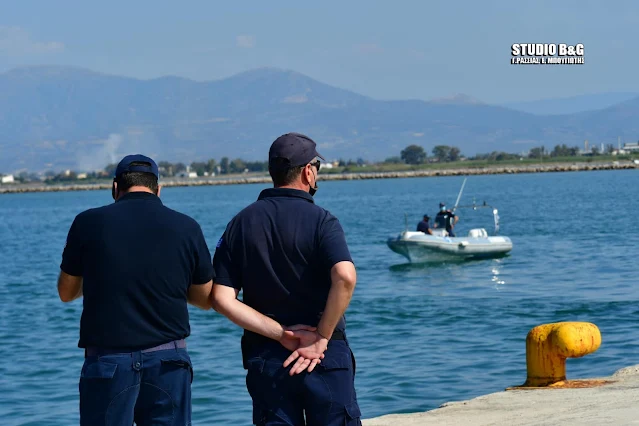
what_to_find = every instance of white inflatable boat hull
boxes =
[387,228,512,263]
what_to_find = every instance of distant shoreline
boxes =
[1,161,636,194]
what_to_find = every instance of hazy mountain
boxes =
[0,66,637,173]
[429,94,484,105]
[503,92,638,115]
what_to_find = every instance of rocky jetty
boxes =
[1,161,636,194]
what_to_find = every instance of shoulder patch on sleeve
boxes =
[216,237,223,248]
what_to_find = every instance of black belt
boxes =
[85,339,186,357]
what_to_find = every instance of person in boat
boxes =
[417,214,432,234]
[57,154,214,425]
[211,132,362,425]
[434,202,459,237]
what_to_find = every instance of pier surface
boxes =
[363,365,639,426]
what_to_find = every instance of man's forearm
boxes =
[188,296,212,310]
[57,272,83,302]
[215,298,285,341]
[65,285,83,302]
[187,281,213,310]
[317,262,356,339]
[317,286,352,339]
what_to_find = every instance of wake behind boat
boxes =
[386,177,513,263]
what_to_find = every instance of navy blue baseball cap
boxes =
[269,132,325,170]
[114,154,159,178]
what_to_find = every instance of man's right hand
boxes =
[283,329,328,376]
[279,325,317,352]
[279,325,328,375]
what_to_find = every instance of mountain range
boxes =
[502,92,638,115]
[1,65,638,173]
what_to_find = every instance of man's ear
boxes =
[111,180,117,200]
[301,164,312,186]
[156,184,162,197]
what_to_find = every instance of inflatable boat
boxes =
[387,227,513,263]
[387,178,513,263]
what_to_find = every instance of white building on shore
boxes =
[177,165,198,178]
[613,142,639,155]
[623,142,639,152]
[1,174,15,184]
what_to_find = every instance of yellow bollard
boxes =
[508,322,612,389]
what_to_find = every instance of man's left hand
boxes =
[279,325,327,375]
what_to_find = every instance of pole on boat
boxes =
[452,177,467,213]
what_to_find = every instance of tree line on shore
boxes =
[2,142,625,184]
[396,142,617,165]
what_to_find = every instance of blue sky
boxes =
[1,0,637,103]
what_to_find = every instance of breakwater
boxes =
[1,161,636,194]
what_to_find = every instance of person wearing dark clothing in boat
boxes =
[417,215,432,234]
[211,132,362,426]
[434,202,459,237]
[57,154,214,426]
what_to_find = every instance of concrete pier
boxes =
[362,365,639,426]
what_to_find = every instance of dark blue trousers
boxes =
[245,339,362,426]
[79,347,193,426]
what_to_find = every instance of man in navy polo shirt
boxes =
[211,133,361,426]
[57,154,214,426]
[417,214,432,234]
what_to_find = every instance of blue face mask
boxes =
[440,206,446,212]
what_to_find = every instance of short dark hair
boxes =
[268,158,305,187]
[116,161,159,193]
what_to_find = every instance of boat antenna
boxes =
[452,177,467,213]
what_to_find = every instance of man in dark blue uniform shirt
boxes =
[57,154,214,426]
[211,133,362,426]
[417,214,432,234]
[434,202,459,236]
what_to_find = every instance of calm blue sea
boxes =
[1,170,638,425]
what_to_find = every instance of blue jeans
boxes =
[79,347,193,426]
[245,339,362,426]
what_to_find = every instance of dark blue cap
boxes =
[439,202,446,208]
[269,132,325,170]
[114,154,159,178]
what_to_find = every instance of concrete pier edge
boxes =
[361,364,639,426]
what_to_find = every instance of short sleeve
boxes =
[212,229,242,290]
[191,225,214,285]
[318,215,353,269]
[60,216,84,277]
